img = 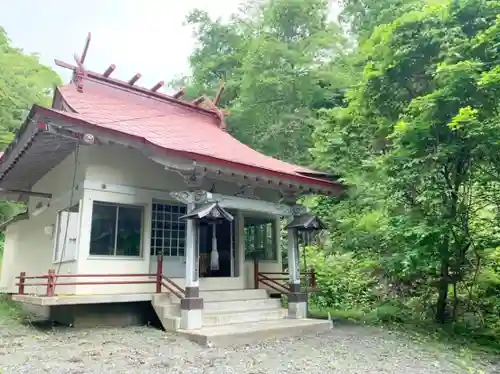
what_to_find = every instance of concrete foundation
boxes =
[288,301,307,319]
[181,309,203,330]
[21,303,50,320]
[49,302,157,328]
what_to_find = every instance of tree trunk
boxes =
[435,260,450,324]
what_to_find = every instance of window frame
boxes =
[150,201,187,257]
[243,216,278,262]
[89,201,144,258]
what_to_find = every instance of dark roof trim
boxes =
[180,202,234,222]
[0,189,51,198]
[286,213,326,231]
[297,171,342,181]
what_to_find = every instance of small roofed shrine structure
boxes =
[0,33,344,341]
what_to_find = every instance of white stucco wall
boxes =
[75,145,283,294]
[0,150,86,294]
[3,144,285,295]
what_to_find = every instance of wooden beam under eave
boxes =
[103,64,116,77]
[173,88,185,99]
[192,96,205,105]
[151,81,164,92]
[128,73,142,85]
[0,189,52,199]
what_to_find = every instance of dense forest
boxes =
[1,0,500,348]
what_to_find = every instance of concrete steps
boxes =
[204,297,281,313]
[204,307,287,326]
[200,289,269,302]
[152,289,283,332]
[200,289,285,327]
[152,289,329,346]
[151,293,180,331]
[179,318,333,347]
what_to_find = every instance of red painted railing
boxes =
[14,254,184,298]
[157,254,186,299]
[253,258,318,293]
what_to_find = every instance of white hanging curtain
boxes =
[210,223,220,270]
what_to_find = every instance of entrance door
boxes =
[199,220,235,277]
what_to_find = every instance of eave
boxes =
[0,105,345,199]
[0,108,77,201]
[36,107,344,195]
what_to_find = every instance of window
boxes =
[150,202,187,257]
[90,202,143,257]
[54,204,80,262]
[244,217,277,261]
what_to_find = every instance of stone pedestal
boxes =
[288,284,307,319]
[180,308,203,330]
[180,286,203,330]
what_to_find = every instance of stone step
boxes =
[200,289,269,302]
[161,304,180,318]
[151,302,181,331]
[179,318,333,347]
[203,308,287,326]
[204,298,281,313]
[161,315,181,331]
[152,293,174,305]
[155,297,280,317]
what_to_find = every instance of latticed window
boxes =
[150,202,187,257]
[244,217,277,261]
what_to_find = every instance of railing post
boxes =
[253,257,259,289]
[18,272,26,295]
[46,269,55,297]
[156,254,163,293]
[310,268,317,289]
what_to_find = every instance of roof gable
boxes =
[53,69,321,179]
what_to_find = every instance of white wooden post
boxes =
[184,201,198,288]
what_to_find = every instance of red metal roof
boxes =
[49,74,341,190]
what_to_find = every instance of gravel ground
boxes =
[0,322,497,374]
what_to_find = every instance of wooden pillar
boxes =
[287,223,307,319]
[184,202,199,290]
[181,200,203,330]
[310,268,317,289]
[253,257,259,289]
[18,272,26,295]
[46,269,55,297]
[156,254,163,293]
[287,226,300,287]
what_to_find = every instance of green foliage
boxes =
[0,27,59,224]
[303,246,380,310]
[0,26,61,151]
[176,0,354,165]
[180,0,500,348]
[308,0,500,343]
[338,0,424,41]
[0,294,24,323]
